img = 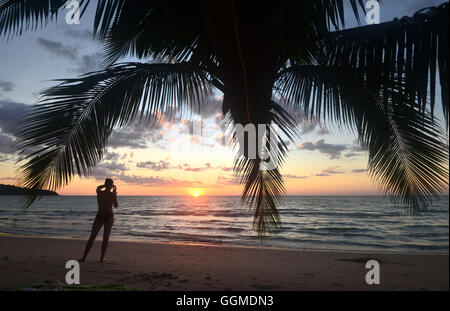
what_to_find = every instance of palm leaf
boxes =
[277,0,368,65]
[0,0,90,38]
[226,100,299,236]
[320,3,449,124]
[276,64,449,212]
[321,0,366,29]
[92,0,207,66]
[362,95,448,212]
[15,62,212,207]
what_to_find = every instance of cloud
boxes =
[351,168,368,174]
[299,139,347,159]
[344,152,360,158]
[0,100,28,135]
[104,151,121,161]
[218,165,233,172]
[316,166,343,177]
[343,140,368,158]
[195,97,222,119]
[136,159,171,171]
[0,134,15,155]
[90,160,128,180]
[316,125,330,135]
[63,28,93,40]
[36,38,78,59]
[72,53,103,74]
[136,159,224,173]
[101,162,127,172]
[400,0,444,14]
[183,162,211,172]
[0,80,13,92]
[107,121,165,149]
[184,167,204,172]
[0,100,29,158]
[115,174,203,187]
[0,155,10,163]
[300,118,320,134]
[284,174,308,179]
[178,119,204,135]
[89,150,131,180]
[280,105,329,135]
[108,133,150,149]
[216,176,238,185]
[182,162,234,173]
[134,159,234,173]
[0,176,16,182]
[349,139,368,152]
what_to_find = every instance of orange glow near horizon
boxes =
[48,173,392,196]
[1,139,422,197]
[190,189,203,197]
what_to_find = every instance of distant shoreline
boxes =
[0,184,58,196]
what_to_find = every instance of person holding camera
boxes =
[80,178,118,262]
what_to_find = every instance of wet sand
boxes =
[0,236,447,290]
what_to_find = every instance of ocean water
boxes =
[0,195,448,254]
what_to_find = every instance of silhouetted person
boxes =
[80,178,118,262]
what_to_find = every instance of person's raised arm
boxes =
[113,186,118,208]
[96,185,105,194]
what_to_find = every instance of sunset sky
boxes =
[0,0,447,196]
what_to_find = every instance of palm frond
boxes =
[321,3,449,124]
[279,0,367,64]
[15,62,212,207]
[276,64,449,212]
[275,65,357,124]
[93,0,205,66]
[0,0,90,38]
[226,100,299,236]
[321,0,367,29]
[362,94,448,212]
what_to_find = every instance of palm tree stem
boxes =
[229,0,252,123]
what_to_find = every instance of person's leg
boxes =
[100,216,114,262]
[80,216,103,261]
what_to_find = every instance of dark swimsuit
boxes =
[96,190,117,223]
[95,211,114,223]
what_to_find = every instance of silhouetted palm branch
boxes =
[276,64,449,212]
[321,3,449,123]
[0,0,90,38]
[16,62,211,207]
[92,0,209,66]
[225,101,299,236]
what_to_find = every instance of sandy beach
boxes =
[0,235,447,291]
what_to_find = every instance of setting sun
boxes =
[192,190,201,197]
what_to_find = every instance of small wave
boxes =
[0,195,447,254]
